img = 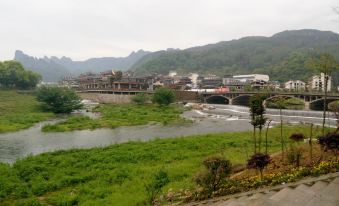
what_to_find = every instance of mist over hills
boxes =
[14,50,150,82]
[13,29,339,83]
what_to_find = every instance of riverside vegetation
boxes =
[0,125,322,206]
[0,90,54,133]
[42,87,183,132]
[42,104,188,132]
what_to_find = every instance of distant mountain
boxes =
[132,29,339,84]
[14,29,339,84]
[14,50,150,82]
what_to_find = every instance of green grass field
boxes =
[0,125,323,206]
[0,90,54,133]
[42,104,189,132]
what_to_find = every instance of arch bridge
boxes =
[201,91,339,111]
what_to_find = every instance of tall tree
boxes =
[249,95,267,153]
[276,97,286,161]
[0,60,41,89]
[308,53,339,135]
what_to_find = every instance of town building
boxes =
[309,73,332,92]
[233,74,269,83]
[284,80,306,91]
[200,75,223,89]
[222,75,234,85]
[71,70,152,91]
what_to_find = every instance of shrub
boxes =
[247,153,271,180]
[289,133,305,142]
[194,156,232,197]
[144,169,170,205]
[288,147,303,167]
[36,86,83,113]
[152,87,175,106]
[132,93,149,105]
[288,133,305,167]
[318,132,339,160]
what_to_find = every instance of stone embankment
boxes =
[79,93,132,103]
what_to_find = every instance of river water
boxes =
[0,104,336,163]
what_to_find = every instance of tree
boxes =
[247,153,271,180]
[152,87,175,106]
[0,61,41,89]
[36,86,83,113]
[249,95,267,153]
[194,156,232,197]
[276,97,286,161]
[308,53,339,135]
[131,92,149,105]
[144,169,169,205]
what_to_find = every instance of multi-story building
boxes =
[285,80,306,91]
[233,74,269,83]
[309,73,332,92]
[200,75,223,89]
[222,75,234,85]
[76,70,151,91]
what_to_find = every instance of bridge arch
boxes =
[264,95,306,110]
[232,95,252,106]
[309,98,338,111]
[265,95,295,102]
[205,95,230,104]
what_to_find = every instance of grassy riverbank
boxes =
[42,104,189,132]
[0,90,54,133]
[0,125,324,206]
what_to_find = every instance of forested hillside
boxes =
[132,29,339,84]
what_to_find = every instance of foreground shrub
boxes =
[144,169,169,205]
[247,153,271,180]
[318,132,339,160]
[287,147,303,167]
[152,87,175,106]
[194,156,232,197]
[288,133,305,167]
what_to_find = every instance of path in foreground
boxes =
[188,172,339,206]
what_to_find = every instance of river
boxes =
[0,104,336,163]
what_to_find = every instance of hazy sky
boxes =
[0,0,338,61]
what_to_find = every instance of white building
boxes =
[233,74,269,83]
[310,73,332,92]
[285,80,306,91]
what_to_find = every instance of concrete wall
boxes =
[79,90,199,104]
[174,91,199,101]
[79,93,132,104]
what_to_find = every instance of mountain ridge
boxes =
[13,29,339,83]
[14,49,151,82]
[131,29,339,84]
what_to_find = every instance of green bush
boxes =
[152,87,175,106]
[36,86,83,114]
[144,169,170,205]
[194,156,232,197]
[132,93,149,105]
